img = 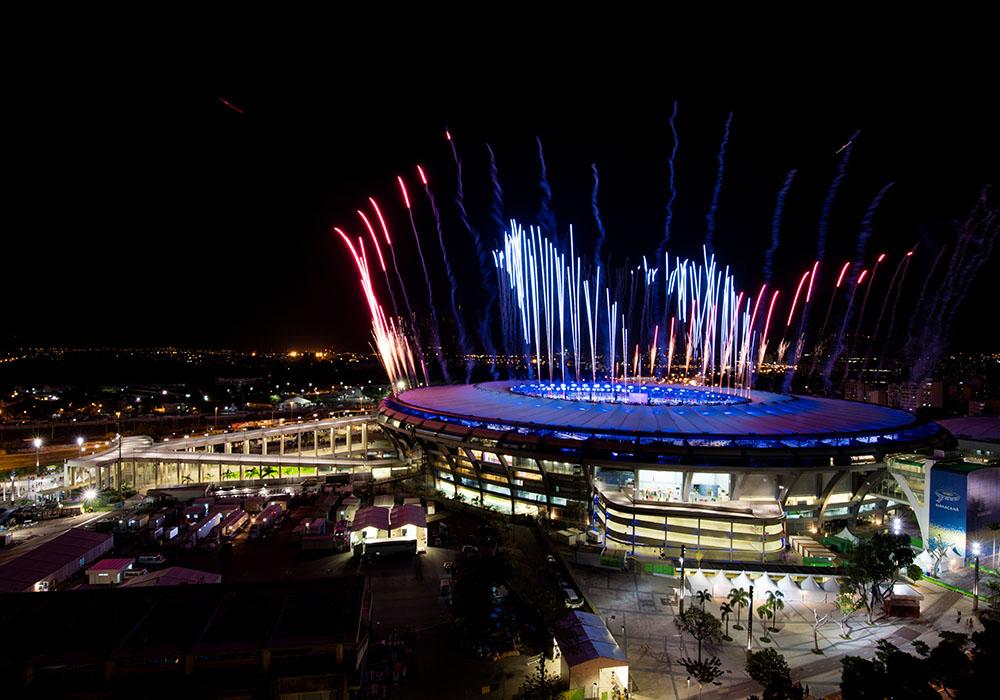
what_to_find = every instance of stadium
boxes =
[379,380,953,561]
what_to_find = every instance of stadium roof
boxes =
[938,416,1000,443]
[387,381,932,439]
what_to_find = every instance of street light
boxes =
[892,517,902,536]
[33,437,42,469]
[972,541,981,613]
[77,436,85,454]
[679,544,687,613]
[83,488,97,502]
[746,584,755,651]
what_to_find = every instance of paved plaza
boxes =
[571,563,978,699]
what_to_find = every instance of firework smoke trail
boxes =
[859,252,902,373]
[875,248,916,371]
[817,130,861,262]
[905,244,947,353]
[764,169,798,282]
[853,252,886,340]
[655,101,681,262]
[912,191,999,380]
[398,174,450,383]
[536,136,558,237]
[368,196,427,386]
[421,167,475,382]
[487,143,512,364]
[704,112,733,255]
[446,130,499,379]
[591,162,607,271]
[818,261,851,345]
[813,182,892,385]
[822,268,868,388]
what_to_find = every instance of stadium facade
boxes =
[379,381,954,560]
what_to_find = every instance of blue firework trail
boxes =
[591,162,607,271]
[658,100,680,256]
[446,131,498,380]
[703,112,733,255]
[422,177,474,382]
[764,169,798,282]
[817,130,861,262]
[536,135,558,237]
[487,142,513,365]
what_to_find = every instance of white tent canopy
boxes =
[730,572,755,598]
[710,570,733,597]
[834,527,859,544]
[799,575,825,603]
[753,573,781,597]
[820,576,841,601]
[685,569,714,595]
[913,549,937,574]
[777,574,801,598]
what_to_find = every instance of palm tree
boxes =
[728,588,749,630]
[246,467,260,480]
[696,589,712,611]
[765,591,785,632]
[261,466,277,479]
[222,469,237,481]
[757,600,773,642]
[720,602,734,641]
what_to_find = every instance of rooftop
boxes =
[86,558,135,573]
[0,529,112,593]
[555,610,628,668]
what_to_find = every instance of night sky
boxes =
[8,71,998,353]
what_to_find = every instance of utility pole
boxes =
[679,544,686,613]
[746,584,755,651]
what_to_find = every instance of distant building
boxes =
[937,417,1000,462]
[349,504,427,552]
[928,460,1000,556]
[554,610,629,698]
[0,529,113,593]
[86,558,136,586]
[278,396,315,412]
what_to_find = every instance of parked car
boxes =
[137,553,166,565]
[563,588,584,609]
[124,568,148,578]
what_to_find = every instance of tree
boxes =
[808,607,830,654]
[746,648,803,700]
[519,654,561,700]
[222,469,237,480]
[720,602,734,641]
[765,591,785,632]
[843,532,915,624]
[841,640,937,700]
[678,655,724,693]
[835,584,865,638]
[674,607,722,662]
[696,588,712,611]
[757,601,774,643]
[728,587,749,630]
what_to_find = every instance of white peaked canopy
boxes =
[754,573,781,598]
[710,570,733,597]
[730,571,755,597]
[685,569,714,595]
[777,574,801,598]
[835,527,859,544]
[820,576,841,602]
[799,575,825,603]
[913,549,937,574]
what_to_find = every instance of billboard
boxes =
[928,467,968,555]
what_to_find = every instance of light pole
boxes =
[892,516,902,537]
[972,541,981,613]
[746,584,755,651]
[33,437,42,471]
[77,436,85,454]
[679,544,686,613]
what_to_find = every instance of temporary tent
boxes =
[753,573,781,598]
[820,576,841,602]
[834,527,859,545]
[730,572,755,598]
[777,574,801,599]
[710,570,733,597]
[685,569,714,595]
[913,549,937,575]
[798,575,825,603]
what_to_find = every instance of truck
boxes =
[354,538,417,561]
[249,504,283,539]
[301,534,337,552]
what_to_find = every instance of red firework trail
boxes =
[853,252,886,338]
[217,97,244,114]
[761,289,780,360]
[805,261,820,303]
[786,270,811,327]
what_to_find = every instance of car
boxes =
[123,568,148,578]
[563,588,584,609]
[443,561,455,573]
[545,554,557,566]
[461,545,479,557]
[137,553,166,565]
